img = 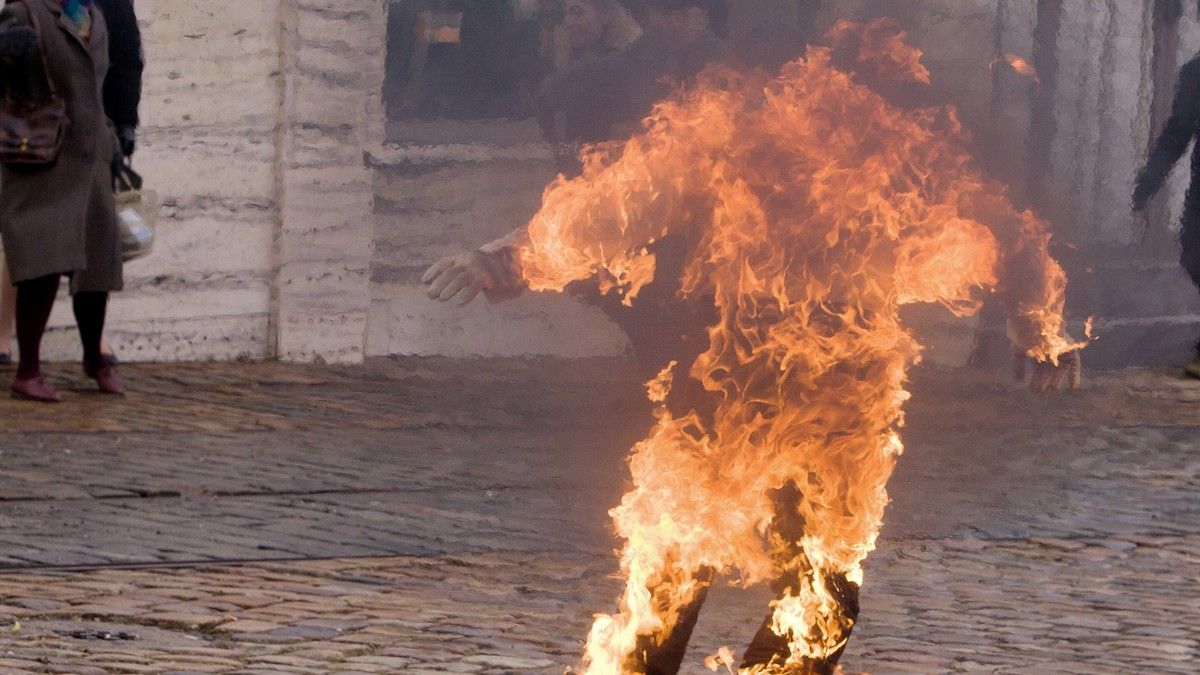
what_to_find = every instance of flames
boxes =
[991,52,1041,86]
[515,20,1078,673]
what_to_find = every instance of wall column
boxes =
[274,0,386,363]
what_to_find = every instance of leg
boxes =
[741,483,861,674]
[0,261,15,359]
[73,291,124,395]
[72,291,108,371]
[636,569,713,674]
[15,274,61,380]
[12,274,62,401]
[1178,204,1200,377]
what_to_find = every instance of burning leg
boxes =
[740,484,861,674]
[633,568,713,674]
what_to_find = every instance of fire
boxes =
[515,20,1079,673]
[991,52,1041,86]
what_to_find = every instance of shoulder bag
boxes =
[0,3,67,166]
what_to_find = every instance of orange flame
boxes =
[516,20,1078,673]
[991,52,1041,86]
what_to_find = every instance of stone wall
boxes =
[366,129,628,358]
[41,0,629,363]
[39,0,386,364]
[44,1,284,362]
[28,0,1200,367]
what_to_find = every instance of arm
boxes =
[1134,59,1200,212]
[96,0,144,154]
[426,89,727,305]
[516,120,719,301]
[897,184,1081,390]
[0,3,36,62]
[971,193,1083,390]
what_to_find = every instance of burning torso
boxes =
[512,21,1080,674]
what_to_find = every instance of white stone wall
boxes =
[40,0,389,364]
[366,135,629,358]
[40,0,627,364]
[275,0,384,363]
[46,0,283,362]
[26,0,1192,365]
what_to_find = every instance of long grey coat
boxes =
[0,0,121,292]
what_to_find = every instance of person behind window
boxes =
[0,0,126,402]
[554,0,642,69]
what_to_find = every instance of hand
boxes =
[110,151,126,183]
[1013,347,1082,393]
[422,250,512,307]
[117,125,136,158]
[0,25,37,59]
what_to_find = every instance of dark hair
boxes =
[629,0,728,37]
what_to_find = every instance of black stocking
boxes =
[72,291,108,371]
[15,274,61,380]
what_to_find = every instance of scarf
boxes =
[60,0,94,37]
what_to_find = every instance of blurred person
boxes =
[1134,52,1200,378]
[0,0,126,402]
[93,0,144,366]
[539,0,726,152]
[556,0,642,68]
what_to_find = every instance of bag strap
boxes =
[13,0,59,102]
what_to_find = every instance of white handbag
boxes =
[114,162,157,262]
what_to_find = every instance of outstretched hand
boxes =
[1013,348,1082,393]
[422,251,496,306]
[422,249,522,307]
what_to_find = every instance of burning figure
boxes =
[425,20,1081,674]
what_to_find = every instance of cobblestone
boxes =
[0,358,1196,672]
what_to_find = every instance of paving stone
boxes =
[0,360,1194,672]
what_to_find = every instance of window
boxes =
[385,0,558,121]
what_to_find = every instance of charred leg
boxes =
[740,484,861,673]
[630,568,714,675]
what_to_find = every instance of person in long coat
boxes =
[0,0,124,402]
[0,0,140,368]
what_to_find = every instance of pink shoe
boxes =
[84,363,126,396]
[11,376,61,403]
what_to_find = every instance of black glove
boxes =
[111,151,126,185]
[0,25,37,59]
[116,125,136,158]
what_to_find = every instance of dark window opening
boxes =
[385,0,559,121]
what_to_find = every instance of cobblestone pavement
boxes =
[0,358,1196,673]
